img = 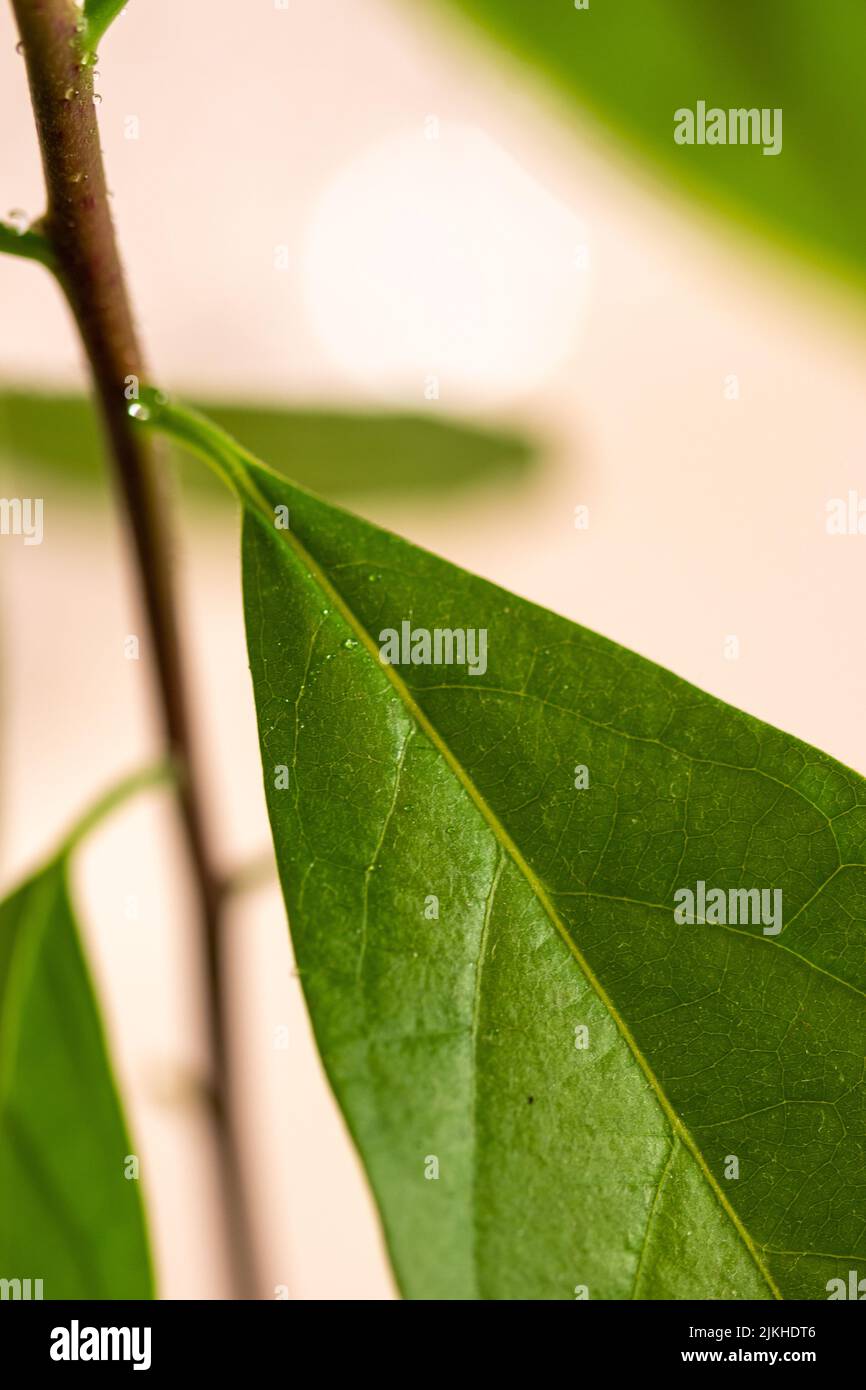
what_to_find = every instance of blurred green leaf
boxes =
[0,391,535,503]
[0,772,162,1299]
[425,0,866,292]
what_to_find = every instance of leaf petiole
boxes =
[56,761,176,861]
[0,219,56,270]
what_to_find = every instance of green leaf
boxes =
[0,771,161,1299]
[419,0,866,294]
[82,0,128,52]
[139,393,866,1301]
[0,390,534,502]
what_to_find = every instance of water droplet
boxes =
[6,209,29,234]
[342,638,358,650]
[15,40,24,55]
[92,93,102,104]
[368,572,381,583]
[63,87,75,101]
[127,402,150,421]
[70,172,84,183]
[320,608,330,616]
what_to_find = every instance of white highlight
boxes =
[302,124,589,404]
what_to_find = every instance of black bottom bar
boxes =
[0,1297,859,1374]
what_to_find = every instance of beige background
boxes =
[1,0,865,1298]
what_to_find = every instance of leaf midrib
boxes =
[236,472,782,1302]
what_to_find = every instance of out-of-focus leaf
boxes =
[422,0,866,293]
[0,391,535,502]
[138,392,866,1301]
[0,773,160,1299]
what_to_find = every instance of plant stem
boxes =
[10,0,258,1298]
